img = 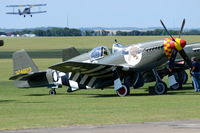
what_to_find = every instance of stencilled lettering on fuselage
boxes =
[15,67,32,75]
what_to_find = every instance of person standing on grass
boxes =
[191,57,200,92]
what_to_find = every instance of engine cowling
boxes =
[46,69,63,87]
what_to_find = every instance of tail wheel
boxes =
[116,85,130,97]
[154,81,167,95]
[49,89,56,95]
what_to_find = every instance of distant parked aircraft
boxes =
[0,40,4,47]
[6,4,47,17]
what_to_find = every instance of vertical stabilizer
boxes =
[12,49,39,75]
[62,47,80,61]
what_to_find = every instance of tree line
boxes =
[1,27,200,36]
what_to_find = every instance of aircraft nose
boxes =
[180,39,186,48]
[174,38,186,51]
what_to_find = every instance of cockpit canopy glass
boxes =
[90,46,110,60]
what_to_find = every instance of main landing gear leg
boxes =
[113,69,130,97]
[149,69,167,95]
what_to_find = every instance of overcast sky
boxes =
[0,0,200,29]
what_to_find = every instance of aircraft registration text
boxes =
[15,67,32,74]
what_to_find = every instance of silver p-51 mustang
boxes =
[49,20,200,96]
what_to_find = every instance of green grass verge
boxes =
[1,81,200,130]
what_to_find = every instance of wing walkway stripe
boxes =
[88,77,96,87]
[80,75,89,84]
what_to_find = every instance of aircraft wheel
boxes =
[154,81,167,95]
[49,89,56,95]
[116,85,130,97]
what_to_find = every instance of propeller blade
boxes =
[168,49,178,70]
[179,49,192,68]
[160,19,175,41]
[179,19,185,38]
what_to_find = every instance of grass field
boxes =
[1,36,200,130]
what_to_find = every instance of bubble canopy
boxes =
[90,46,110,60]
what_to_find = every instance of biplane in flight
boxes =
[6,4,47,17]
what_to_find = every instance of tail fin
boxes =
[12,49,39,76]
[62,47,80,61]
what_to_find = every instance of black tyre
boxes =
[154,81,167,95]
[49,89,56,95]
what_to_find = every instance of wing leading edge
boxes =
[6,4,47,8]
[30,11,47,14]
[6,12,19,15]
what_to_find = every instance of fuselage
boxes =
[22,8,31,15]
[68,40,168,71]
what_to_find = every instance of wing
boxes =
[9,71,46,80]
[30,11,47,14]
[6,4,47,8]
[6,5,26,7]
[6,12,19,15]
[50,61,127,77]
[29,4,47,7]
[50,61,134,88]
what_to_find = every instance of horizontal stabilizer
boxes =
[9,71,46,80]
